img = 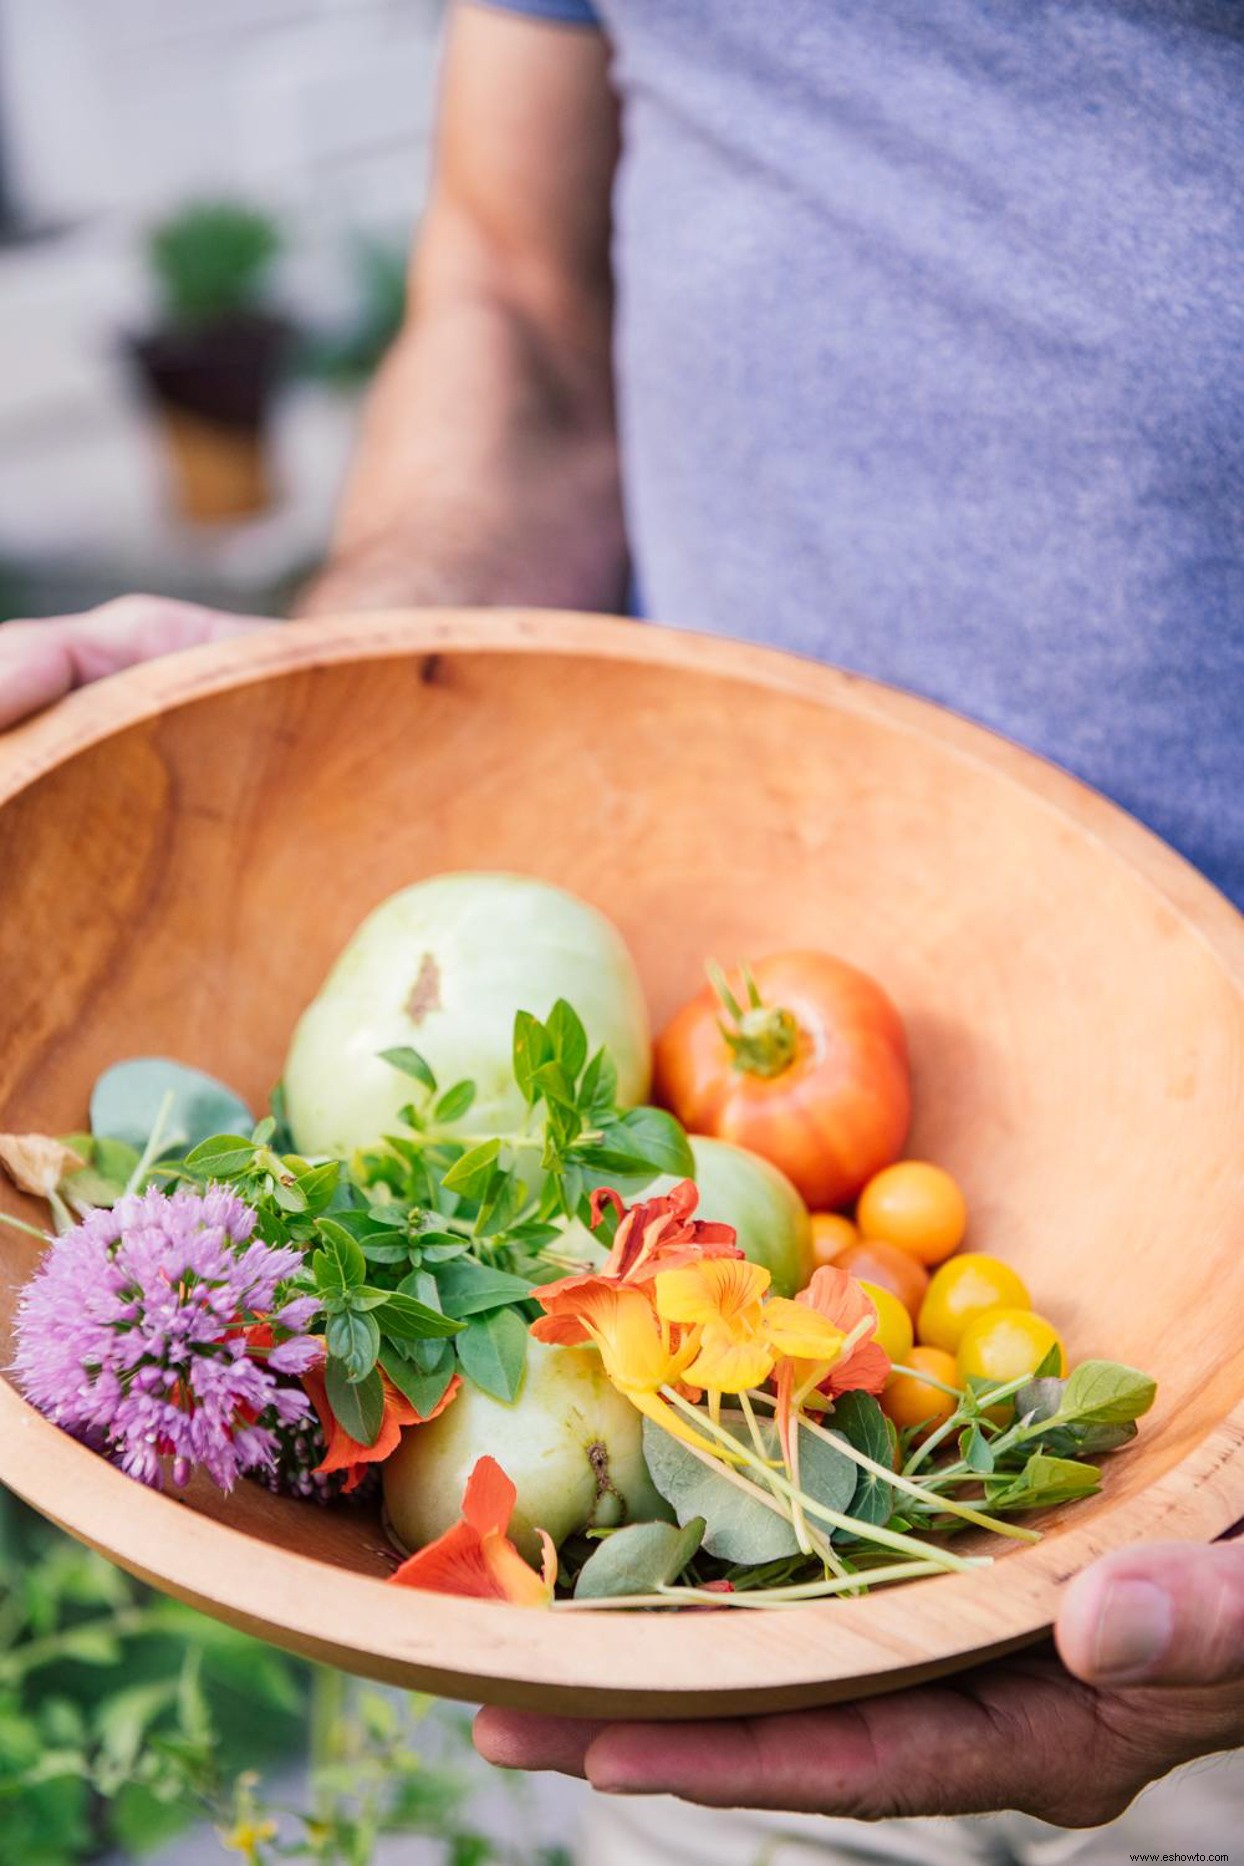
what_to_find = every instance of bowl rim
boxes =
[2,606,1244,1717]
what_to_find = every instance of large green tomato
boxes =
[283,873,651,1156]
[561,1135,813,1297]
[382,1341,672,1561]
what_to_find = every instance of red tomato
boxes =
[653,953,910,1210]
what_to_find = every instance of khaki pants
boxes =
[581,1753,1244,1864]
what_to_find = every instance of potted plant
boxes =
[126,200,289,524]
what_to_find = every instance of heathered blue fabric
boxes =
[477,0,1244,906]
[477,0,598,20]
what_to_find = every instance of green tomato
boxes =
[560,1134,813,1297]
[283,873,651,1156]
[382,1341,672,1561]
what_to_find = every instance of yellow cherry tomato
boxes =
[917,1253,1031,1353]
[856,1161,967,1266]
[956,1308,1065,1389]
[882,1346,960,1438]
[857,1279,915,1365]
[809,1212,858,1267]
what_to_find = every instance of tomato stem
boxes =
[707,960,799,1079]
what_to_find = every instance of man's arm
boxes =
[0,4,622,731]
[300,1,624,615]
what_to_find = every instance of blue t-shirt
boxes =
[477,0,1244,905]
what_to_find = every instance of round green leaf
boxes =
[89,1059,253,1157]
[573,1518,706,1599]
[642,1414,855,1563]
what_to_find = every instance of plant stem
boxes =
[660,1388,978,1575]
[791,1408,1040,1543]
[554,1556,991,1611]
[125,1088,179,1196]
[889,1361,963,1400]
[0,1605,164,1683]
[902,1373,1033,1476]
[737,1388,843,1573]
[0,1210,53,1244]
[308,1664,348,1834]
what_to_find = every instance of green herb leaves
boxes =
[510,999,693,1196]
[1050,1360,1157,1428]
[340,1004,698,1414]
[311,1213,462,1406]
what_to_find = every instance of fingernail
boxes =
[1091,1579,1174,1680]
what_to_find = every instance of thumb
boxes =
[1057,1540,1244,1687]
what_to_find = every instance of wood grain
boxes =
[2,609,1244,1716]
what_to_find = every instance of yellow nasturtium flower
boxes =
[655,1259,846,1397]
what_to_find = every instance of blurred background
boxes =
[0,0,442,624]
[0,6,586,1862]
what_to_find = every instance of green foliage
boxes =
[1048,1359,1157,1428]
[0,1489,304,1866]
[573,1519,705,1600]
[0,1495,573,1864]
[826,1392,896,1529]
[148,201,282,329]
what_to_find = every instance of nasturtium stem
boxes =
[660,1388,979,1575]
[652,1404,808,1529]
[737,1387,833,1569]
[790,1407,1040,1544]
[553,1556,992,1611]
[889,1361,963,1401]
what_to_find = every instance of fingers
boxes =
[473,1707,605,1776]
[0,596,274,731]
[1058,1541,1244,1688]
[474,1655,1145,1826]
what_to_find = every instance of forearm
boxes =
[297,286,626,619]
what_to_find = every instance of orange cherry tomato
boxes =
[836,1238,929,1320]
[917,1253,1031,1353]
[653,953,910,1211]
[855,1161,967,1266]
[809,1213,858,1267]
[857,1280,915,1365]
[956,1308,1066,1388]
[882,1346,960,1438]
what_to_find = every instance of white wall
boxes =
[0,0,446,595]
[0,0,443,231]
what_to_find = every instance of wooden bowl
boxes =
[3,610,1244,1718]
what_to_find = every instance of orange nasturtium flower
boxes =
[535,1279,727,1456]
[389,1455,556,1606]
[773,1265,891,1461]
[530,1179,742,1347]
[302,1362,460,1494]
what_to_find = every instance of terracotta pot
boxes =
[1,611,1243,1717]
[126,311,289,523]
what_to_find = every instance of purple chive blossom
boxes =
[12,1185,319,1493]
